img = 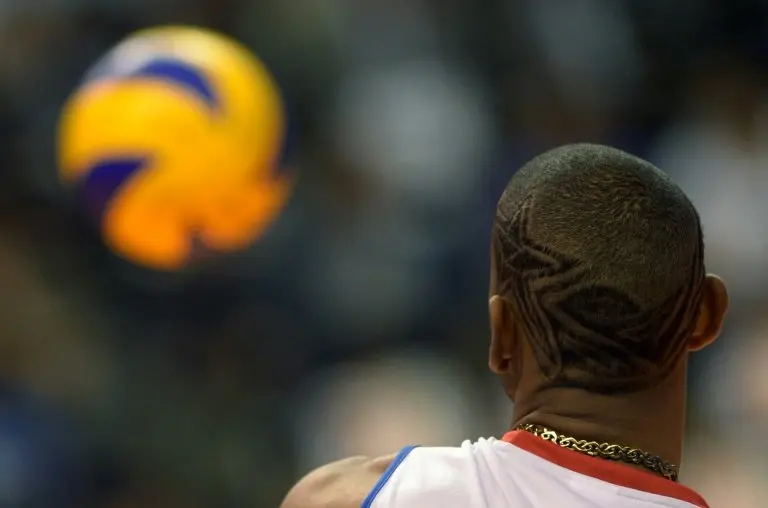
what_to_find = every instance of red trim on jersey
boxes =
[501,430,709,507]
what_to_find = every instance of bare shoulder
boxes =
[280,454,397,508]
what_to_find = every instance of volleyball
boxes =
[57,26,292,271]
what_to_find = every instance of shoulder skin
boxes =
[280,454,395,508]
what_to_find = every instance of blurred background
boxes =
[1,0,767,506]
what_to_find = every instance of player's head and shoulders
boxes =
[281,143,728,508]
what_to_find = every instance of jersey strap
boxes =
[361,445,419,508]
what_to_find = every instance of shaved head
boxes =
[493,144,705,393]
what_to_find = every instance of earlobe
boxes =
[688,274,729,352]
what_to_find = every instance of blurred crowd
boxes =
[2,0,768,506]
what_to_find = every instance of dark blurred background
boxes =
[1,0,768,506]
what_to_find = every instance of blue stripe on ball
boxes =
[77,157,148,223]
[126,59,219,111]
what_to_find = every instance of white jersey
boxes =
[364,430,709,508]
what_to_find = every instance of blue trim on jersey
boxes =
[361,445,418,508]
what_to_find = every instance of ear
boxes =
[688,274,729,352]
[489,295,516,374]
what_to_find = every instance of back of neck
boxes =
[512,366,688,468]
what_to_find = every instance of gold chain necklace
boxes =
[514,423,679,482]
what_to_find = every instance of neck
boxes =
[511,364,688,469]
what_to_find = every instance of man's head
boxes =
[489,144,728,396]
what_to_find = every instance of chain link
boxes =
[514,423,679,482]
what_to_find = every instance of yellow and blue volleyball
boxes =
[57,26,293,270]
